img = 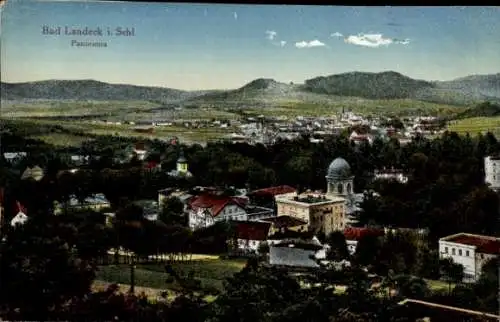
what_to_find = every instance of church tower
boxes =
[176,149,189,174]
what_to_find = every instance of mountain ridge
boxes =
[2,71,500,106]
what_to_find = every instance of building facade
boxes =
[275,193,346,235]
[484,155,500,191]
[439,233,500,282]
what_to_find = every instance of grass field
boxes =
[6,118,235,146]
[447,116,500,137]
[96,257,247,293]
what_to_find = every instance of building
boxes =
[232,221,271,255]
[20,165,44,181]
[187,193,248,230]
[484,155,500,191]
[343,227,385,255]
[54,193,111,215]
[439,233,500,282]
[10,201,28,227]
[168,150,193,178]
[275,193,346,235]
[269,240,323,268]
[397,298,500,322]
[325,157,364,225]
[373,168,409,184]
[259,215,308,235]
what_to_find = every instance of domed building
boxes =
[326,157,354,196]
[325,157,364,225]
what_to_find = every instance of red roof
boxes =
[145,161,159,169]
[250,185,297,197]
[443,234,500,255]
[189,193,247,217]
[235,221,271,241]
[15,201,27,214]
[135,142,146,151]
[344,227,384,241]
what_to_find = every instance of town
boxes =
[1,2,500,322]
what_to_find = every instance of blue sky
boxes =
[1,2,499,90]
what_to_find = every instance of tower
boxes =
[325,157,354,196]
[176,149,189,174]
[484,155,500,192]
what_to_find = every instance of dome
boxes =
[327,157,352,179]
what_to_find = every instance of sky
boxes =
[1,2,500,90]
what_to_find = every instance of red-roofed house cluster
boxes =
[439,233,500,282]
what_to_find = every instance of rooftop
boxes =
[234,221,271,241]
[189,193,248,217]
[249,185,297,197]
[344,227,385,241]
[276,193,343,205]
[440,233,500,255]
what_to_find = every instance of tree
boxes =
[439,258,464,294]
[160,196,186,226]
[0,215,97,320]
[353,234,381,267]
[326,231,350,262]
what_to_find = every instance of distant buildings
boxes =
[54,193,110,215]
[484,155,500,191]
[439,233,500,282]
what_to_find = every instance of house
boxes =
[373,168,409,184]
[187,193,248,230]
[343,227,385,255]
[3,152,27,165]
[54,193,111,215]
[275,192,346,235]
[484,155,500,191]
[439,233,500,282]
[10,201,28,227]
[232,221,271,255]
[133,142,148,161]
[259,215,308,235]
[269,240,323,268]
[20,165,44,181]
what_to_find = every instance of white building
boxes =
[269,242,322,268]
[374,168,409,184]
[439,233,500,282]
[484,155,500,191]
[10,201,28,227]
[187,193,249,230]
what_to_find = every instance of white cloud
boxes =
[344,33,410,48]
[280,40,287,47]
[331,32,343,37]
[265,30,277,40]
[295,39,326,48]
[233,12,238,20]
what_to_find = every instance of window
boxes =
[466,250,470,257]
[458,249,462,256]
[347,183,352,193]
[337,183,343,194]
[444,247,448,253]
[452,248,456,255]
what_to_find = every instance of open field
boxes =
[5,118,235,146]
[96,257,247,292]
[447,116,500,137]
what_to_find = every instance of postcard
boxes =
[1,2,499,148]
